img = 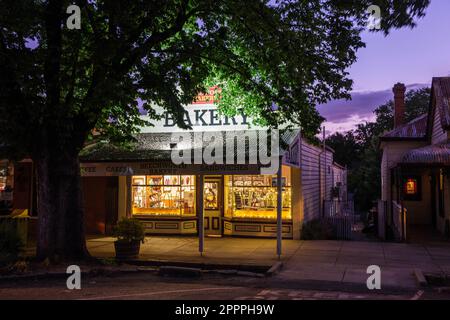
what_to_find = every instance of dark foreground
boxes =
[0,272,449,300]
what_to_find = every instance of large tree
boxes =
[0,0,429,260]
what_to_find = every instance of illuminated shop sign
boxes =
[163,108,249,128]
[139,87,260,133]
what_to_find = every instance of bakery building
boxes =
[379,78,450,241]
[0,97,346,243]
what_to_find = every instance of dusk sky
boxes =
[318,0,450,134]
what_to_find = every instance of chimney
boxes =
[393,83,406,128]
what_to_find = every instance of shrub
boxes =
[0,221,24,263]
[301,219,335,240]
[113,218,145,243]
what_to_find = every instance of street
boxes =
[0,272,448,300]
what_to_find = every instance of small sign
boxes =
[192,86,222,104]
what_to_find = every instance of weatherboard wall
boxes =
[300,139,334,222]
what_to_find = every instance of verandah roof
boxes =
[401,141,450,165]
[80,130,300,163]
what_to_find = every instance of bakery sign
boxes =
[140,87,262,133]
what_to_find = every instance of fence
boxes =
[323,200,356,240]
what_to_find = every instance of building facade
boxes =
[379,78,450,241]
[0,100,346,241]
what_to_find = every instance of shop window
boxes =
[132,175,195,217]
[224,173,292,220]
[402,176,421,201]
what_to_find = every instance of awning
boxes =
[401,141,450,165]
[80,129,299,163]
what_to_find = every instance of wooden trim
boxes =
[234,224,261,232]
[154,222,179,230]
[212,217,220,230]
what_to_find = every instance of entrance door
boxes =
[203,177,223,236]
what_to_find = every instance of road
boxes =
[0,272,448,300]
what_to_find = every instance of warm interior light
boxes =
[405,178,417,195]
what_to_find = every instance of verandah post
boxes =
[277,157,282,259]
[197,174,204,256]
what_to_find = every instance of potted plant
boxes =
[113,218,145,260]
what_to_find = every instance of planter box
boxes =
[114,240,141,260]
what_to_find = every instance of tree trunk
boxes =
[35,149,89,261]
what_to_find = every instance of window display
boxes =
[204,182,219,210]
[225,175,292,220]
[132,175,195,216]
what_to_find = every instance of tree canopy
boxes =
[1,0,431,156]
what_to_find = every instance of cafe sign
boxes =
[80,162,262,176]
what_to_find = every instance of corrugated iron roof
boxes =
[80,130,300,162]
[401,141,450,165]
[381,114,428,140]
[381,77,450,141]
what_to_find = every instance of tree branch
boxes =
[44,0,63,111]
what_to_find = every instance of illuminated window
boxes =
[405,178,417,195]
[132,175,195,216]
[402,176,421,201]
[224,170,292,220]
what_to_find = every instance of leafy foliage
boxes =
[113,218,145,243]
[301,219,335,240]
[0,0,431,157]
[0,221,24,263]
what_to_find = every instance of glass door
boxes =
[203,177,223,236]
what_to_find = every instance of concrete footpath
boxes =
[86,237,450,291]
[272,240,450,291]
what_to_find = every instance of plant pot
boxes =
[114,240,141,260]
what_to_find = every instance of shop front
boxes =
[78,100,329,244]
[80,158,297,239]
[127,169,293,238]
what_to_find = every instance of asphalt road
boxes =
[0,272,448,300]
